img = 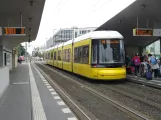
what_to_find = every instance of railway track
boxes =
[41,62,161,111]
[34,62,155,120]
[32,63,94,120]
[99,84,161,110]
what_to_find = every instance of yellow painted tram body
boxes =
[62,40,73,72]
[45,31,126,80]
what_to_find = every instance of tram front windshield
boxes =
[91,39,125,66]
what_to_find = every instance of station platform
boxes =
[0,63,78,120]
[127,75,161,89]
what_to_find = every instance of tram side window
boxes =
[92,41,97,64]
[66,49,68,62]
[74,46,89,64]
[46,53,47,59]
[58,51,61,61]
[82,45,89,64]
[54,52,56,60]
[64,49,71,62]
[63,50,66,62]
[74,47,81,63]
[67,49,70,62]
[51,51,53,60]
[48,53,50,59]
[80,47,83,63]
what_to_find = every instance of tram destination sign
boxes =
[133,28,153,36]
[101,40,119,44]
[4,27,26,36]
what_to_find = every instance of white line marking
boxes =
[49,88,54,91]
[40,75,44,78]
[127,76,161,83]
[41,78,46,80]
[44,81,48,84]
[45,83,50,86]
[51,92,57,95]
[54,96,61,99]
[39,75,44,78]
[28,63,47,120]
[62,108,71,113]
[153,80,161,83]
[47,86,52,88]
[34,63,89,120]
[42,80,47,82]
[127,77,144,82]
[147,81,154,83]
[13,82,29,84]
[68,117,78,120]
[57,101,65,105]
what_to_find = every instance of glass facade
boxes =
[146,39,160,55]
[46,27,97,48]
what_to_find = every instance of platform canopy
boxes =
[96,0,161,47]
[0,0,46,49]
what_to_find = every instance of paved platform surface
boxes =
[0,63,78,120]
[0,63,32,120]
[127,75,161,89]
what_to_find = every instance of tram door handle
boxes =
[80,68,83,72]
[79,68,82,72]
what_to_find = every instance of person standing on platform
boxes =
[132,53,141,77]
[148,54,159,78]
[140,53,144,62]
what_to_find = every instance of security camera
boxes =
[141,4,146,9]
[30,1,34,6]
[29,28,32,32]
[28,18,32,22]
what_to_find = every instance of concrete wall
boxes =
[0,67,9,99]
[12,53,18,69]
[0,46,3,67]
[125,46,140,57]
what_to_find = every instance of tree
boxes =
[17,44,26,56]
[33,46,45,58]
[38,52,43,58]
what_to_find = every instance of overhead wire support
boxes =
[20,12,22,27]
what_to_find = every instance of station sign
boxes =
[3,27,26,36]
[101,40,119,44]
[133,28,153,36]
[153,29,161,36]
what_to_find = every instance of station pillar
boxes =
[12,48,18,69]
[0,45,3,67]
[160,37,161,56]
[139,46,146,54]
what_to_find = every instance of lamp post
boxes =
[53,29,57,46]
[25,42,28,63]
[73,28,75,40]
[72,26,77,40]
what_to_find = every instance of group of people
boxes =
[126,53,160,78]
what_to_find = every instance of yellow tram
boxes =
[45,31,126,80]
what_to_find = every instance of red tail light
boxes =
[122,64,126,67]
[92,65,97,68]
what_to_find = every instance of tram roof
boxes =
[45,30,123,51]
